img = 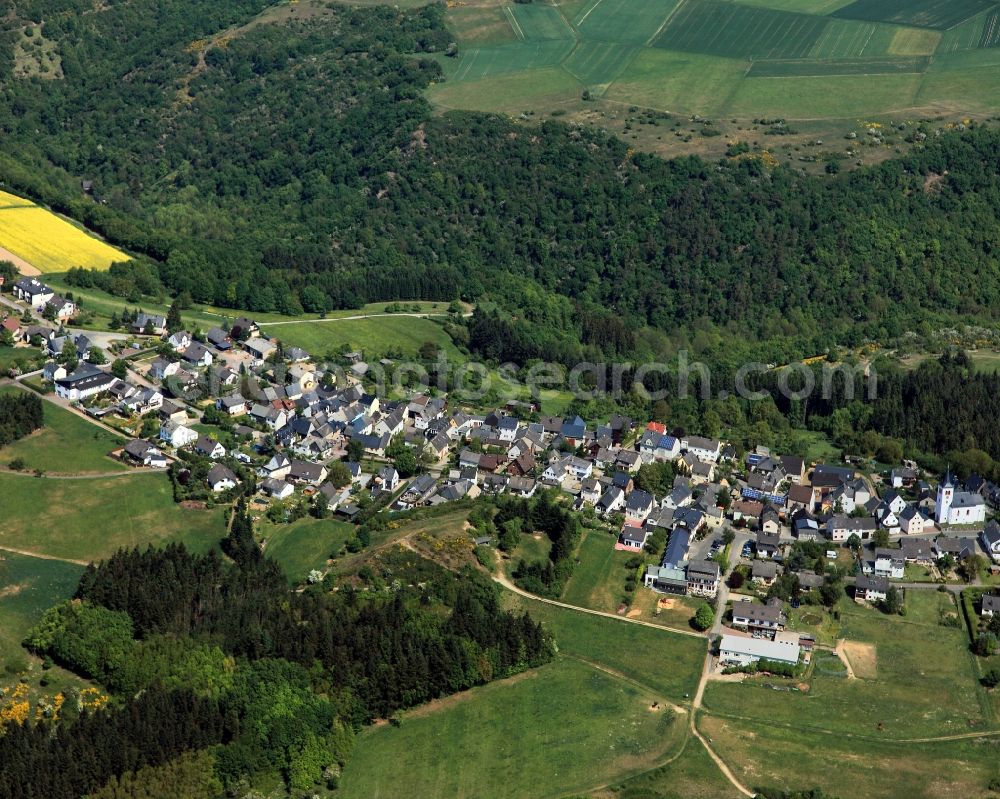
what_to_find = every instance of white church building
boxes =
[936,472,986,526]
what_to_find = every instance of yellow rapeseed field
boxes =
[0,190,129,273]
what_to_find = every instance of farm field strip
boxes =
[808,19,896,57]
[747,55,930,77]
[979,9,1000,46]
[937,11,990,51]
[563,40,640,85]
[447,40,576,82]
[574,0,680,44]
[652,0,829,60]
[0,202,128,273]
[508,3,576,41]
[831,0,996,30]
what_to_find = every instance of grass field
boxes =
[702,715,1000,799]
[0,388,127,474]
[338,657,686,799]
[0,550,83,659]
[507,592,706,701]
[0,345,45,374]
[0,472,227,562]
[562,40,639,85]
[258,315,463,360]
[560,527,635,611]
[603,49,747,115]
[447,4,516,46]
[257,516,355,581]
[0,191,128,273]
[0,551,88,709]
[702,594,986,739]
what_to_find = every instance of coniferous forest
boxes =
[0,390,43,446]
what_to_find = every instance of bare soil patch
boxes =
[0,246,39,276]
[841,639,877,679]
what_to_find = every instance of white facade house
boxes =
[54,364,117,401]
[682,435,721,463]
[719,633,800,667]
[159,421,198,449]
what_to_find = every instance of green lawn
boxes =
[42,274,458,335]
[0,551,90,709]
[259,316,463,361]
[338,657,686,799]
[702,593,986,739]
[506,591,706,702]
[0,550,83,662]
[561,526,639,612]
[0,387,128,474]
[0,346,45,374]
[0,472,227,562]
[257,516,355,582]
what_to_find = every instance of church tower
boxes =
[936,470,954,524]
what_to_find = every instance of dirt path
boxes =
[0,545,88,566]
[492,568,704,639]
[0,466,162,479]
[257,310,470,327]
[0,246,40,276]
[833,639,857,679]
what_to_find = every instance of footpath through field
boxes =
[492,568,704,638]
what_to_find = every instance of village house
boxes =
[261,477,295,500]
[982,521,1000,562]
[287,460,328,486]
[855,574,889,603]
[719,633,800,668]
[206,463,239,493]
[872,548,905,579]
[751,560,779,587]
[981,594,1000,618]
[122,439,167,469]
[194,435,226,460]
[131,312,167,335]
[206,327,232,350]
[687,560,721,598]
[54,364,117,401]
[616,521,649,552]
[682,435,721,463]
[731,600,786,636]
[159,420,198,449]
[596,485,626,516]
[13,277,54,309]
[755,531,781,559]
[826,515,877,542]
[624,489,655,524]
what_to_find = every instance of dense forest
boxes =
[0,390,43,446]
[4,504,552,798]
[2,0,1000,367]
